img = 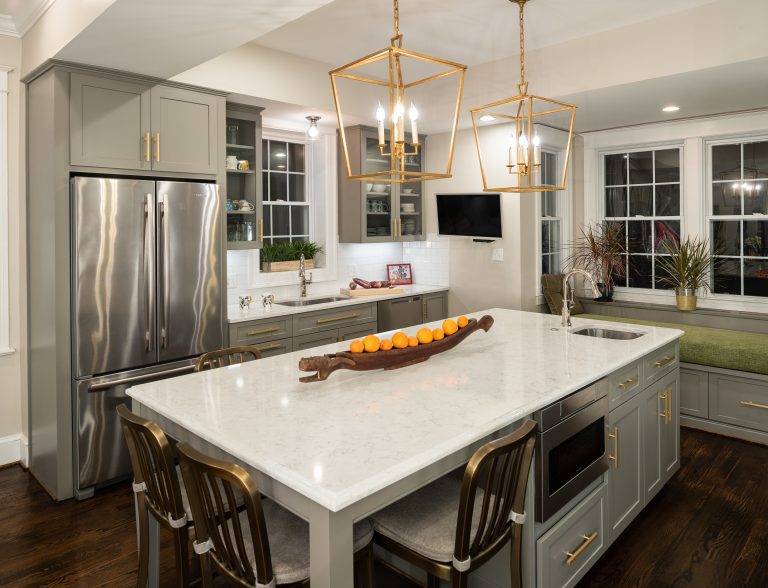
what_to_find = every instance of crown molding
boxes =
[0,0,56,38]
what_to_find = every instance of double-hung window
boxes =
[261,138,310,244]
[709,139,768,297]
[603,148,682,289]
[540,151,562,276]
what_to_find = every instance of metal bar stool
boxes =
[371,419,537,588]
[195,346,263,372]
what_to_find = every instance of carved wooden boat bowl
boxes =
[298,315,494,383]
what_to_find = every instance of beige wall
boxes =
[0,34,27,460]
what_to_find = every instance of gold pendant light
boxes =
[330,0,467,183]
[470,0,576,193]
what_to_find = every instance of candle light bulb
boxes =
[409,103,418,121]
[394,101,404,120]
[532,133,541,166]
[519,133,528,148]
[376,102,385,123]
[408,102,419,145]
[394,101,405,143]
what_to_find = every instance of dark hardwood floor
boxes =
[0,428,765,587]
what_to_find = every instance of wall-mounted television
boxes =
[436,193,502,240]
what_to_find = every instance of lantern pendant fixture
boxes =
[330,0,467,183]
[470,0,577,193]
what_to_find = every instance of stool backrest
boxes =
[194,346,262,372]
[117,404,187,524]
[176,442,274,587]
[454,419,537,582]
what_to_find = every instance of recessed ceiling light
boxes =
[662,105,680,113]
[479,114,495,122]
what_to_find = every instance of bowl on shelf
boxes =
[366,183,374,193]
[401,188,415,194]
[371,184,388,193]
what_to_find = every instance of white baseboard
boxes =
[0,434,24,467]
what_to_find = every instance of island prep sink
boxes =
[571,327,644,340]
[276,296,351,307]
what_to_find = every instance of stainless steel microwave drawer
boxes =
[230,317,292,346]
[293,303,377,337]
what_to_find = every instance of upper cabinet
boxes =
[70,72,220,175]
[338,125,426,243]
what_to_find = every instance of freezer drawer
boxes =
[74,361,195,496]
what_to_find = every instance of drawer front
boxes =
[607,360,642,409]
[293,330,340,352]
[251,338,292,358]
[680,368,709,418]
[537,484,607,588]
[643,342,679,386]
[338,322,377,342]
[230,317,292,346]
[709,373,768,433]
[293,303,377,337]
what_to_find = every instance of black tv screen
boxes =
[436,193,502,239]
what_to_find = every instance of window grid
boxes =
[603,148,682,290]
[262,139,310,245]
[540,151,562,279]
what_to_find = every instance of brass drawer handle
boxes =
[316,312,361,325]
[608,426,619,469]
[617,377,638,390]
[246,326,280,337]
[255,343,284,352]
[144,131,151,162]
[655,355,675,369]
[257,218,263,241]
[565,532,598,566]
[154,132,160,162]
[659,387,672,424]
[740,400,768,410]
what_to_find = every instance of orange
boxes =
[432,328,444,341]
[380,339,393,351]
[442,319,458,336]
[407,336,419,347]
[392,331,409,349]
[349,339,364,353]
[457,315,469,328]
[363,335,380,353]
[417,327,433,344]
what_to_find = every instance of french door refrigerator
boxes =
[71,176,223,497]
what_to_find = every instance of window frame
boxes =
[0,66,11,354]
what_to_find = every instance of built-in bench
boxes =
[579,313,768,445]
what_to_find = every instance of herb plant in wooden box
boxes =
[261,241,323,273]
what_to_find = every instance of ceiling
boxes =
[0,0,54,37]
[254,0,720,68]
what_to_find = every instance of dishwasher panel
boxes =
[378,296,423,331]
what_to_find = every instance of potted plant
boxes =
[655,236,715,311]
[566,222,628,301]
[261,241,323,273]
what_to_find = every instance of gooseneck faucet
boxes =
[299,253,313,298]
[562,269,602,327]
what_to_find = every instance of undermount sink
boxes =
[571,327,644,340]
[276,296,351,307]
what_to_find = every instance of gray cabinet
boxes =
[252,338,292,358]
[606,393,642,542]
[70,72,220,175]
[709,371,768,434]
[680,367,709,418]
[422,291,447,323]
[338,125,426,243]
[293,303,377,338]
[293,322,377,352]
[642,370,679,505]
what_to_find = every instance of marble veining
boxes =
[127,309,683,512]
[227,284,449,323]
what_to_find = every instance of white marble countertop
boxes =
[227,284,449,323]
[127,309,682,512]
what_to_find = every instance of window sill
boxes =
[0,347,15,357]
[251,266,337,289]
[587,287,768,315]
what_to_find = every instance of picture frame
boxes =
[387,263,413,285]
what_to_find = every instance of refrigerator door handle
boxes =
[143,193,155,351]
[159,196,169,349]
[86,364,195,392]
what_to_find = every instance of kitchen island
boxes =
[127,309,683,588]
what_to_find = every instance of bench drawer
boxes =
[293,303,377,337]
[230,317,292,346]
[606,360,642,409]
[251,338,292,358]
[643,342,679,386]
[680,368,709,418]
[537,484,607,588]
[709,372,768,433]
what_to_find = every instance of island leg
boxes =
[309,503,355,588]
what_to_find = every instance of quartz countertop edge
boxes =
[128,309,683,512]
[227,284,449,323]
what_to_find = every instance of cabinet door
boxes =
[339,322,377,341]
[361,129,396,242]
[659,370,680,487]
[293,330,340,352]
[395,136,425,242]
[252,338,292,358]
[70,73,151,170]
[641,382,662,504]
[423,292,447,323]
[150,86,219,174]
[607,393,642,543]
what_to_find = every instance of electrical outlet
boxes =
[492,248,504,262]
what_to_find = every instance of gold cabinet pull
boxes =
[608,427,619,469]
[659,387,672,424]
[154,132,160,162]
[655,355,675,369]
[565,532,598,566]
[144,131,151,162]
[316,312,361,325]
[257,218,264,242]
[617,377,638,390]
[422,299,427,322]
[246,326,279,337]
[740,400,768,410]
[255,343,284,352]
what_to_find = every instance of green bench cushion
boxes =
[580,314,768,376]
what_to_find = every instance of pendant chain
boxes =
[394,0,400,38]
[518,1,526,85]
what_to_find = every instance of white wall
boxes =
[0,35,27,465]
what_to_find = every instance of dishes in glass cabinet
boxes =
[371,184,388,193]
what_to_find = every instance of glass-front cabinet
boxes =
[338,125,426,243]
[225,105,263,250]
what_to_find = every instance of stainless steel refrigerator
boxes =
[71,177,223,497]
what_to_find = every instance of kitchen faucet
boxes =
[562,269,601,327]
[299,253,313,298]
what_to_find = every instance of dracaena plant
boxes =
[566,222,628,289]
[655,236,716,292]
